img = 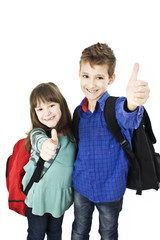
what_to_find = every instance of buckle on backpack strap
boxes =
[120,140,129,150]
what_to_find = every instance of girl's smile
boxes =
[35,101,62,128]
[43,116,55,121]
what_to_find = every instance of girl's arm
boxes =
[31,128,49,153]
[31,128,58,161]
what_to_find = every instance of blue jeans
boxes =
[26,207,64,240]
[71,191,123,240]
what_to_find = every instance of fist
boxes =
[126,63,150,111]
[40,129,58,161]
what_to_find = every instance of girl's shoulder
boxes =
[31,128,46,135]
[58,134,76,149]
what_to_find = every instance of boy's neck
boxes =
[88,100,96,113]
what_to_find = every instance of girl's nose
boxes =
[44,109,51,116]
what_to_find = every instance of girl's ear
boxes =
[108,74,116,85]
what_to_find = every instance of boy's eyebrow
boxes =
[81,71,89,75]
[95,74,106,77]
[81,72,106,77]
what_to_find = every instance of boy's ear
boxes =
[108,74,116,85]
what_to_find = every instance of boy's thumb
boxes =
[51,129,58,145]
[130,63,139,82]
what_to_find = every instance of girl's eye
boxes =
[36,108,43,112]
[50,104,55,108]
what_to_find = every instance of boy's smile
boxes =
[79,62,115,111]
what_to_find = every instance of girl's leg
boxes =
[26,206,48,240]
[46,214,64,240]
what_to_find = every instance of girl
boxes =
[22,82,76,240]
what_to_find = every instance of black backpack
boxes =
[73,96,160,195]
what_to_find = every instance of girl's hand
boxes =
[40,129,58,161]
[126,63,150,111]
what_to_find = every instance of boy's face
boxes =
[79,61,115,107]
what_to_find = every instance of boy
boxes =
[39,43,150,239]
[71,43,150,240]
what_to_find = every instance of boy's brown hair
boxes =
[79,42,116,77]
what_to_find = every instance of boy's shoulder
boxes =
[75,95,127,113]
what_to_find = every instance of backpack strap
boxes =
[23,157,45,195]
[104,96,142,195]
[104,97,125,144]
[72,106,80,142]
[23,146,61,196]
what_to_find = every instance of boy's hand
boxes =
[40,129,58,161]
[126,63,150,111]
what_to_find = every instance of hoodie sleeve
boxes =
[30,128,49,153]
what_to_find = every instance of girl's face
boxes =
[35,100,62,129]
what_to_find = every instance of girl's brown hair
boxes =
[25,82,72,153]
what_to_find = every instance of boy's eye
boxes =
[82,74,89,78]
[97,76,104,80]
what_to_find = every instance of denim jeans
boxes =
[71,191,123,240]
[26,207,64,240]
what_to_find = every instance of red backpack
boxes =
[6,138,30,216]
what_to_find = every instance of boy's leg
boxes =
[26,206,47,240]
[71,190,95,240]
[46,214,64,240]
[96,198,123,240]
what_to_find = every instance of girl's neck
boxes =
[57,132,64,136]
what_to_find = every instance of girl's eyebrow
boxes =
[35,105,42,109]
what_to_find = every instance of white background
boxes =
[1,0,160,239]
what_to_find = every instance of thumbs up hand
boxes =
[51,129,58,146]
[40,129,58,161]
[126,63,150,111]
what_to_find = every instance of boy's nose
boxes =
[88,78,95,88]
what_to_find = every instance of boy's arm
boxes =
[115,63,150,130]
[31,128,58,161]
[126,63,150,111]
[115,97,143,130]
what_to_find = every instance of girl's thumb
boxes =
[51,129,58,145]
